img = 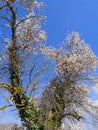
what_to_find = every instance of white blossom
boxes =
[16,13,46,51]
[41,32,98,78]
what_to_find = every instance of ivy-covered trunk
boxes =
[7,2,43,130]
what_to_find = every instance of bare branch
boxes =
[0,4,7,10]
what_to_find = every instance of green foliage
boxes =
[14,93,44,130]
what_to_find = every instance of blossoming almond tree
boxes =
[0,0,47,129]
[41,32,98,130]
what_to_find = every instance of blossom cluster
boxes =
[41,32,98,80]
[16,13,46,51]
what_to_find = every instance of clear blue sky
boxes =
[1,0,98,126]
[43,0,98,56]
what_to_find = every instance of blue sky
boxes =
[43,0,98,56]
[1,0,98,126]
